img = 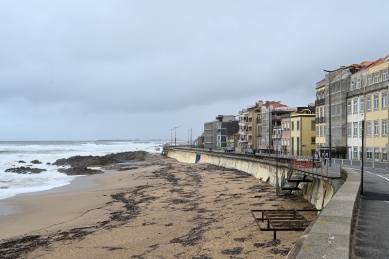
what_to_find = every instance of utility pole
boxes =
[170,128,173,146]
[173,126,180,146]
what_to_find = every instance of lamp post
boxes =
[170,128,173,146]
[173,126,180,146]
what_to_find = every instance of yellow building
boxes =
[364,55,389,161]
[290,113,316,157]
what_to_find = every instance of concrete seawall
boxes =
[167,149,360,258]
[167,149,334,209]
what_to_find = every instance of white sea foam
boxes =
[0,141,164,200]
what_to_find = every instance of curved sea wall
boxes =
[167,149,360,258]
[167,149,334,209]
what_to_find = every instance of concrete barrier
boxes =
[167,150,360,258]
[286,167,360,259]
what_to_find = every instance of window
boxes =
[320,107,323,118]
[316,126,319,136]
[367,147,372,159]
[297,121,300,130]
[374,148,380,160]
[353,147,358,159]
[347,123,351,136]
[374,120,379,136]
[368,75,372,85]
[383,120,387,136]
[353,99,358,113]
[347,100,351,114]
[360,97,364,113]
[374,94,379,109]
[311,120,315,131]
[382,92,387,108]
[367,95,371,111]
[351,81,355,90]
[357,79,361,89]
[292,121,294,131]
[366,121,372,136]
[384,69,388,81]
[353,122,358,137]
[321,126,324,137]
[311,137,315,144]
[375,72,380,83]
[360,122,363,137]
[383,148,388,161]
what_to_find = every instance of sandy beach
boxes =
[0,154,315,259]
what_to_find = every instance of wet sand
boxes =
[0,155,315,259]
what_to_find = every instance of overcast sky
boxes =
[1,1,388,141]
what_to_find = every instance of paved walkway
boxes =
[351,166,389,258]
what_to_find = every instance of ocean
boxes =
[0,141,165,201]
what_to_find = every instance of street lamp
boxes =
[173,126,180,146]
[170,128,173,146]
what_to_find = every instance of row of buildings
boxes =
[198,54,389,161]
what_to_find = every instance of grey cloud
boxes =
[1,0,389,140]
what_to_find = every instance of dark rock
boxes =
[30,160,42,164]
[18,160,26,163]
[5,167,47,174]
[57,167,104,176]
[53,151,149,168]
[46,162,51,165]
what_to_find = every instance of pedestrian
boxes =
[313,151,319,168]
[323,152,328,165]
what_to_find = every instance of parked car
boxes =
[225,146,235,153]
[245,148,255,154]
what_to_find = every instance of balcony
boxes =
[315,98,325,105]
[272,134,281,139]
[315,117,325,123]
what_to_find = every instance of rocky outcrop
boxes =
[57,167,103,176]
[53,151,150,168]
[18,160,26,163]
[5,167,47,174]
[30,160,42,164]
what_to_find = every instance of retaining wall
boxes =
[167,149,334,209]
[167,149,360,258]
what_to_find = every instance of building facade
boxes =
[364,56,389,161]
[204,115,238,150]
[290,111,316,157]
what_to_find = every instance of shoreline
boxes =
[0,161,164,241]
[0,155,316,259]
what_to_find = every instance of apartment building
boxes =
[346,62,372,159]
[204,115,238,150]
[315,79,326,151]
[238,109,249,151]
[281,115,291,155]
[364,56,389,161]
[316,66,352,159]
[256,101,294,154]
[290,110,316,157]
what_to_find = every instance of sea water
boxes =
[0,141,165,200]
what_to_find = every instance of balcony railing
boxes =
[315,117,325,123]
[315,98,325,105]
